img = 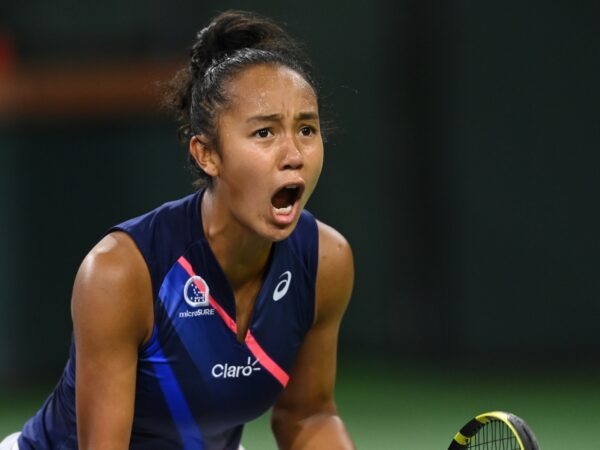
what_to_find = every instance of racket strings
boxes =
[468,420,520,450]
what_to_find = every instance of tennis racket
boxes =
[448,411,539,449]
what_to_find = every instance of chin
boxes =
[263,220,299,242]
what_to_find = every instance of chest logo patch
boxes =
[183,275,210,308]
[273,270,292,301]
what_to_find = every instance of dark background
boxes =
[1,0,599,385]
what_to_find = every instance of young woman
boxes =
[2,10,354,450]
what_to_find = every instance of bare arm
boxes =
[72,232,153,450]
[271,221,355,449]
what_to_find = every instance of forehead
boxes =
[223,64,318,116]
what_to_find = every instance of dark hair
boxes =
[165,10,319,188]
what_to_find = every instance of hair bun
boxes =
[190,10,297,76]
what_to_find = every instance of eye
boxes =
[299,125,316,137]
[254,128,273,138]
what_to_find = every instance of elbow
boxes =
[271,404,296,446]
[272,399,337,431]
[271,402,342,449]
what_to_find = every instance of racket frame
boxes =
[449,410,538,450]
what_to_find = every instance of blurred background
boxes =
[1,0,599,448]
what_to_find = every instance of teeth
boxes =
[274,205,293,215]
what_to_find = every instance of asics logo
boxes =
[273,271,292,301]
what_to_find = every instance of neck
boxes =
[200,189,272,290]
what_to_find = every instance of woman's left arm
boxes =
[271,220,355,450]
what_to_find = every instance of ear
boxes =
[189,135,220,177]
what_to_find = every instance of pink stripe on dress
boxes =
[177,256,290,387]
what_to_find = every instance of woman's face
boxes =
[208,64,324,242]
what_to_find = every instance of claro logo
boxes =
[211,357,261,379]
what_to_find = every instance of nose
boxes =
[279,135,303,170]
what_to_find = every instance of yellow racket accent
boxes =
[476,411,526,449]
[452,432,471,445]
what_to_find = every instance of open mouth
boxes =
[271,184,304,215]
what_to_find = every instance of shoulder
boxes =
[76,232,148,291]
[72,231,153,346]
[316,220,353,267]
[315,221,354,323]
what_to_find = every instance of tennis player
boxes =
[1,10,355,450]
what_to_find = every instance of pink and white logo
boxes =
[183,275,210,308]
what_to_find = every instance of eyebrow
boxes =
[246,111,320,123]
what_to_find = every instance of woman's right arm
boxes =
[71,232,154,450]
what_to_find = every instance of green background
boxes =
[1,0,600,447]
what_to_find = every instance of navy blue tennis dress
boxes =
[18,190,318,449]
